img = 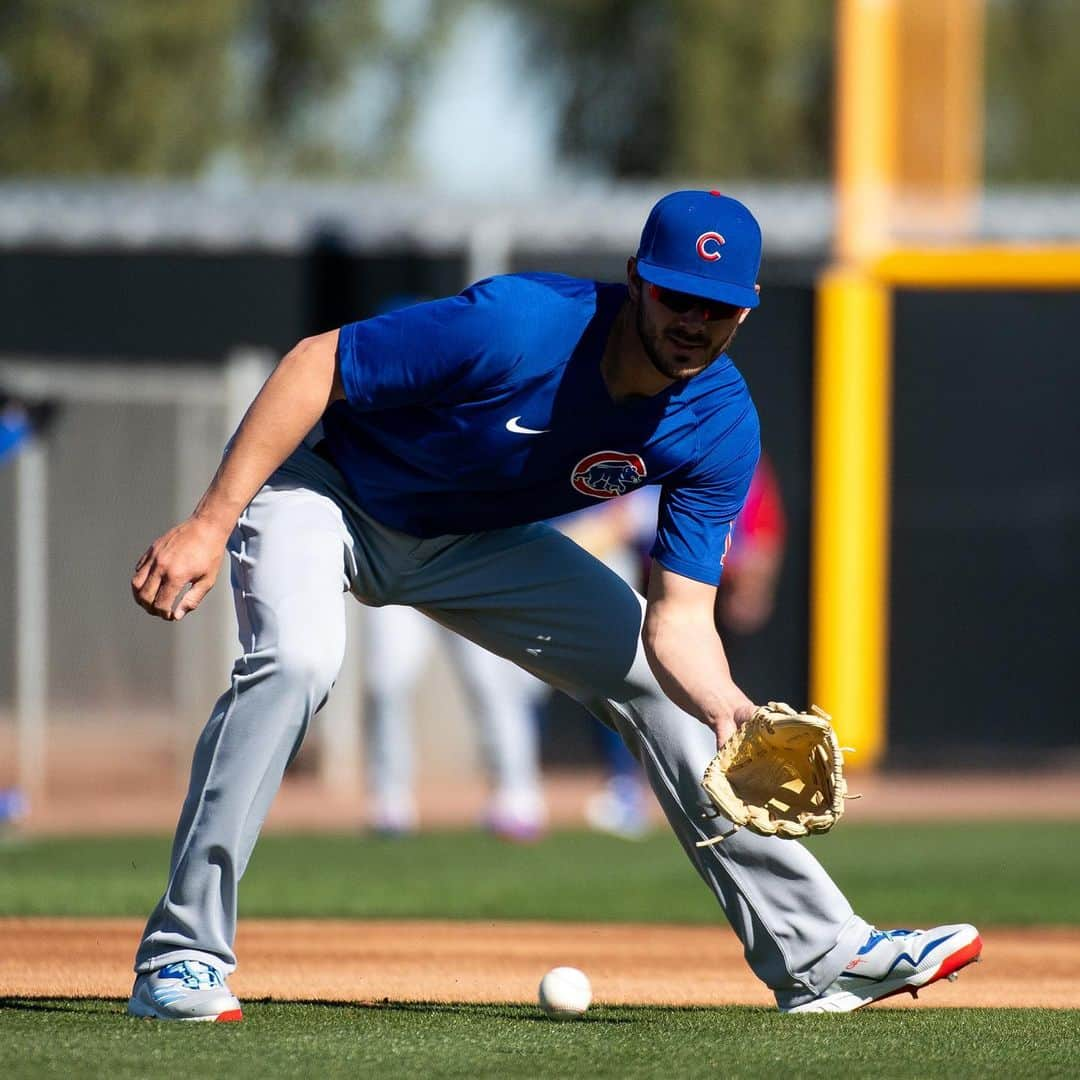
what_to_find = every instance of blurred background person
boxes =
[712,451,788,717]
[1,390,57,467]
[716,451,786,637]
[1,387,58,830]
[362,603,547,840]
[0,385,33,827]
[0,391,33,466]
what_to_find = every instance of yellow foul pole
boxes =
[813,0,899,764]
[834,0,899,263]
[815,1,986,765]
[896,0,986,237]
[812,270,892,763]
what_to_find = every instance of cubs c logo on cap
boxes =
[696,232,725,261]
[571,451,647,499]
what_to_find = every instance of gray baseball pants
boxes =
[134,445,869,1008]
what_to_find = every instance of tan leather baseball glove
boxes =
[697,702,851,845]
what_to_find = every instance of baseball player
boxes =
[127,191,981,1020]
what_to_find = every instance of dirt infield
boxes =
[2,918,1077,1009]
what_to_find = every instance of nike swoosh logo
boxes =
[505,416,550,435]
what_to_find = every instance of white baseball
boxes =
[538,966,592,1019]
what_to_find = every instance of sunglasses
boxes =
[648,283,740,322]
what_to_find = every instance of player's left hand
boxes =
[131,516,229,622]
[698,702,851,844]
[708,700,757,750]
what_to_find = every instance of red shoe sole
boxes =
[215,1009,243,1022]
[937,934,984,980]
[875,933,984,1004]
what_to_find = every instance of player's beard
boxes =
[635,300,740,383]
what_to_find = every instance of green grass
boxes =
[1,1000,1078,1079]
[2,824,1077,1078]
[0,822,1077,926]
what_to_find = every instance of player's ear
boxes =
[626,257,642,301]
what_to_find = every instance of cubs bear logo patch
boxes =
[571,451,647,499]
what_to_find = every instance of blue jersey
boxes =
[324,273,759,585]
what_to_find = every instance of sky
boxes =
[409,4,564,195]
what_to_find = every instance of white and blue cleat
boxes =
[127,960,243,1022]
[782,923,983,1013]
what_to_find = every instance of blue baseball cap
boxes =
[636,190,761,309]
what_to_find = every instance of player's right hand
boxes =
[131,517,229,621]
